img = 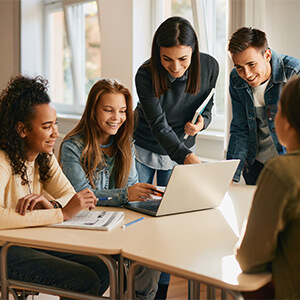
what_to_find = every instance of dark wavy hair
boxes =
[0,75,52,185]
[146,16,201,98]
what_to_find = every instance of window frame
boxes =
[43,0,227,132]
[44,0,100,115]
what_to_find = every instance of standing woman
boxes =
[133,16,219,298]
[134,16,219,187]
[0,75,109,298]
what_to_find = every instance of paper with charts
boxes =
[50,211,124,231]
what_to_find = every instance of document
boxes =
[184,88,215,139]
[148,186,165,200]
[50,210,124,231]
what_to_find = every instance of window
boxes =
[44,0,100,114]
[154,0,227,128]
[42,0,227,128]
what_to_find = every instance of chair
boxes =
[10,288,39,300]
[0,283,39,300]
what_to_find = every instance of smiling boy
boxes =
[226,27,300,184]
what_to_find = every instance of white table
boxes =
[123,185,272,299]
[1,185,272,300]
[0,207,144,300]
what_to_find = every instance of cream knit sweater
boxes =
[0,150,75,230]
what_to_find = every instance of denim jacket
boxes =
[60,133,138,206]
[227,50,300,182]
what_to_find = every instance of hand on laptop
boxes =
[128,183,158,202]
[184,152,202,164]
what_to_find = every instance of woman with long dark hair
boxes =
[133,16,219,298]
[134,16,219,187]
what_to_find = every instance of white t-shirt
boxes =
[252,78,278,163]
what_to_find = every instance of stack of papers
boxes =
[151,186,165,200]
[50,211,124,231]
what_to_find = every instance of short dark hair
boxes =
[228,27,268,55]
[147,16,201,98]
[280,75,300,135]
[0,75,52,185]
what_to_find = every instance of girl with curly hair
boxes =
[0,75,109,298]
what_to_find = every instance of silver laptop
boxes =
[124,159,240,217]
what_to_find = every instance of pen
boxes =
[98,197,113,201]
[150,188,164,196]
[121,217,144,228]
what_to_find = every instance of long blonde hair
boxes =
[59,79,134,188]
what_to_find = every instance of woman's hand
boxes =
[62,188,97,221]
[16,194,53,216]
[128,183,158,202]
[184,115,204,137]
[184,152,202,164]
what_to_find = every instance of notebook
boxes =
[50,210,124,231]
[183,88,215,139]
[124,159,240,217]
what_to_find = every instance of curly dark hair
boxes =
[0,75,53,185]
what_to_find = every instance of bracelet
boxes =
[49,200,62,209]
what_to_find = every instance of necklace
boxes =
[26,163,34,194]
[27,176,32,194]
[100,136,114,148]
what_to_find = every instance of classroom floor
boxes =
[6,276,234,299]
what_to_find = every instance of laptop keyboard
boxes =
[135,200,161,212]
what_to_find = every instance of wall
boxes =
[2,0,300,161]
[100,0,152,102]
[0,0,20,90]
[99,0,133,91]
[264,0,300,60]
